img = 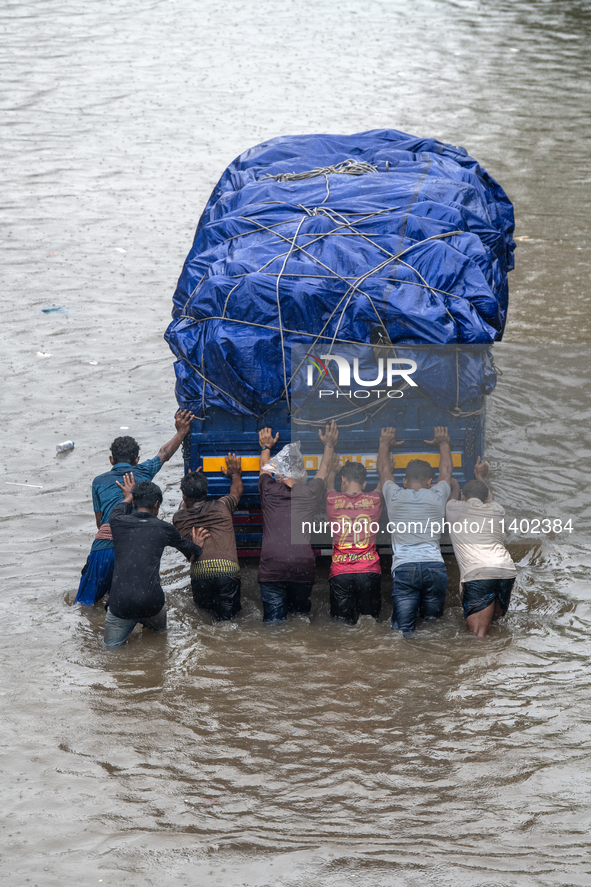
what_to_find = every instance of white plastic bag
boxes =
[261,441,308,482]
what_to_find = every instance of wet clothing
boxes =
[446,498,516,583]
[173,495,241,619]
[257,473,325,583]
[391,561,448,636]
[325,490,383,578]
[108,501,202,620]
[329,572,382,623]
[76,548,115,606]
[382,480,450,570]
[75,456,162,605]
[462,577,515,619]
[173,495,239,569]
[104,604,167,648]
[90,457,162,552]
[191,574,241,621]
[259,581,313,622]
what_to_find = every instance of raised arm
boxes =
[157,409,195,465]
[377,427,401,484]
[474,456,494,501]
[425,426,452,486]
[221,453,243,502]
[448,477,461,500]
[325,451,340,491]
[258,427,279,471]
[316,421,339,480]
[375,453,394,493]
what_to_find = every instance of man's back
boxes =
[326,490,383,576]
[258,473,325,582]
[173,495,238,567]
[446,497,516,583]
[109,501,198,619]
[91,456,162,549]
[382,479,450,568]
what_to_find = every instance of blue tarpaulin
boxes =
[166,129,514,417]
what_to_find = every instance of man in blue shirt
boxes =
[75,409,195,605]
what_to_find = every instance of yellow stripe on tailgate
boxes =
[202,456,262,472]
[202,453,462,472]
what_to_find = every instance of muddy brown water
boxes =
[1,1,591,884]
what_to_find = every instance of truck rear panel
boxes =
[183,393,484,554]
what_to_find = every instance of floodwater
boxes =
[1,0,591,884]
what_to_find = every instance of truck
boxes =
[166,129,515,552]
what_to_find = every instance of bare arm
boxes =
[474,456,494,501]
[325,451,340,491]
[258,428,279,472]
[157,409,195,465]
[375,454,394,493]
[448,477,461,501]
[222,453,243,502]
[425,426,452,486]
[377,427,402,484]
[95,510,102,530]
[316,421,339,480]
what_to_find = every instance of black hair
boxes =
[462,479,489,503]
[110,435,140,465]
[180,471,208,503]
[132,481,163,510]
[341,460,367,484]
[405,459,435,483]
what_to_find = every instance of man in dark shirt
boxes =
[258,420,339,622]
[104,473,208,648]
[75,409,195,606]
[173,454,243,621]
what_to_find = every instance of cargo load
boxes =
[166,129,514,418]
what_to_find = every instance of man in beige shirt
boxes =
[446,458,516,637]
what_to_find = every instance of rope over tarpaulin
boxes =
[166,129,514,419]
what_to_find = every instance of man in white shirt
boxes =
[377,426,453,636]
[446,458,516,638]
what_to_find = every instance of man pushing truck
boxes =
[257,420,339,622]
[325,457,384,625]
[378,426,454,636]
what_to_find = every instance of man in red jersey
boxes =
[325,459,384,624]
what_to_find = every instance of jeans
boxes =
[391,561,448,636]
[259,581,314,622]
[462,577,515,619]
[103,605,167,648]
[191,574,241,621]
[329,572,382,624]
